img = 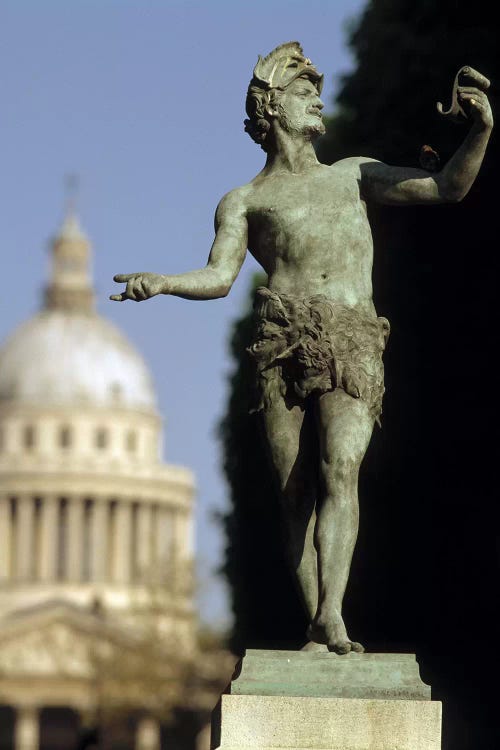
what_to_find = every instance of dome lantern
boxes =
[44,177,95,313]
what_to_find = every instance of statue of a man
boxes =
[111,43,492,654]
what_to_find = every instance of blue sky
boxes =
[0,0,366,627]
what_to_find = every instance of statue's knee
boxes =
[321,453,357,495]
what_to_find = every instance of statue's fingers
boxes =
[132,276,149,299]
[461,67,490,91]
[458,87,488,102]
[458,86,486,95]
[459,92,485,109]
[131,281,146,301]
[126,281,138,301]
[109,293,128,302]
[137,280,148,300]
[114,273,138,283]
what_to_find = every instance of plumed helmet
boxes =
[250,41,323,94]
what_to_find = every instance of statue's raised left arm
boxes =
[354,66,492,206]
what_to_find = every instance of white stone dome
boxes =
[0,209,158,413]
[0,309,157,412]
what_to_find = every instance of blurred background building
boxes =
[0,205,226,750]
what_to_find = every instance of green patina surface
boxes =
[229,650,431,700]
[112,43,492,655]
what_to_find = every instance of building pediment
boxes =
[0,600,133,679]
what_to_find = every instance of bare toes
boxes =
[350,641,365,653]
[329,641,351,655]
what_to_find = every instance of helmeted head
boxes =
[244,42,324,151]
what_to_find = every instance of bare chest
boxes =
[246,168,369,264]
[247,167,364,244]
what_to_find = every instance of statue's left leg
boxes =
[308,388,374,654]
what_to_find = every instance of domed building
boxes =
[0,208,198,749]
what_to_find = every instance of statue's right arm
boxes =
[110,190,248,302]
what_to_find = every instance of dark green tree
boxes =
[317,3,499,749]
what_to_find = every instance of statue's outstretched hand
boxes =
[458,67,493,130]
[110,272,167,302]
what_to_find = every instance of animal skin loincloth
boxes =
[247,286,390,422]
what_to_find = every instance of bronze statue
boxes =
[111,43,492,654]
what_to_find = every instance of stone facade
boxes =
[0,209,196,749]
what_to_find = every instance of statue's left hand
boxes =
[110,272,167,302]
[457,67,493,130]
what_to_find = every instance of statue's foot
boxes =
[300,640,328,652]
[307,612,365,655]
[329,640,365,655]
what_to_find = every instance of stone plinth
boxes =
[211,651,441,750]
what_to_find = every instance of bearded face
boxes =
[274,76,325,140]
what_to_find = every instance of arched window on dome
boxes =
[95,428,108,450]
[125,430,137,453]
[23,425,35,451]
[59,425,72,449]
[110,382,123,403]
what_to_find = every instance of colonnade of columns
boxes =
[0,494,191,586]
[10,705,161,750]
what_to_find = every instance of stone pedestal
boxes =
[211,651,441,750]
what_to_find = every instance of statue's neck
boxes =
[264,132,319,175]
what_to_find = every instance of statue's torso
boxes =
[244,161,376,314]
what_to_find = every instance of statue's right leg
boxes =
[261,399,318,624]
